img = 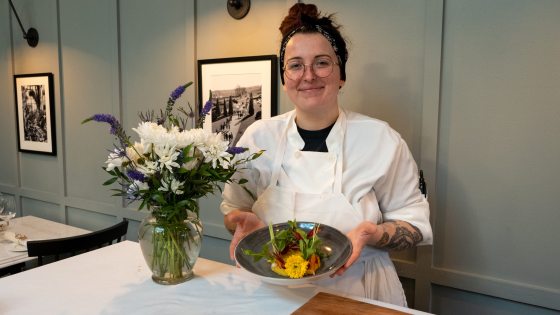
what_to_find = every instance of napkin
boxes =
[1,231,28,247]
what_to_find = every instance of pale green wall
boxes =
[1,0,559,314]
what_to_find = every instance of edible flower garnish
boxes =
[243,220,325,278]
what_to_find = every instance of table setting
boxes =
[0,195,27,263]
[0,231,28,252]
[0,215,90,269]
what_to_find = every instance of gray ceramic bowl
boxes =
[234,221,352,286]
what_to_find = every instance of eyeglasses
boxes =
[283,57,339,80]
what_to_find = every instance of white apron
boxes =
[252,110,407,306]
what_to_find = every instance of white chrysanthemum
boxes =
[189,128,210,146]
[132,122,168,146]
[173,128,195,149]
[105,149,125,171]
[154,143,180,171]
[148,126,179,150]
[158,177,184,195]
[136,160,158,175]
[199,133,232,168]
[126,142,144,164]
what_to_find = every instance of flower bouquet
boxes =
[83,82,261,284]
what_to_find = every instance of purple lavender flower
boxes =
[127,169,145,181]
[201,100,213,117]
[83,113,130,148]
[170,85,187,101]
[90,114,120,135]
[227,147,247,154]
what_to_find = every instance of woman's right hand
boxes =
[224,210,265,261]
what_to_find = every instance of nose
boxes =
[301,64,316,81]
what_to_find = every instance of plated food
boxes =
[243,220,324,279]
[235,221,352,286]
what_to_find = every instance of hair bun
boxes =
[279,3,320,36]
[293,3,319,18]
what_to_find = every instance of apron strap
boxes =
[268,112,293,186]
[333,110,346,193]
[269,109,347,194]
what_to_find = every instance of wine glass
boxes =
[0,194,16,231]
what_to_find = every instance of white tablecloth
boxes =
[0,241,429,314]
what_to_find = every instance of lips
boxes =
[298,86,324,92]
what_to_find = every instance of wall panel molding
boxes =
[431,267,560,310]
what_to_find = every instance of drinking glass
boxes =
[0,193,16,230]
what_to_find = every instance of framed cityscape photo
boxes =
[14,73,56,155]
[197,55,277,146]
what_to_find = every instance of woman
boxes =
[220,3,432,307]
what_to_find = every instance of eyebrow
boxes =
[285,54,334,62]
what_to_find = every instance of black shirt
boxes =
[297,123,335,152]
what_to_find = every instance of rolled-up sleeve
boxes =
[376,138,433,245]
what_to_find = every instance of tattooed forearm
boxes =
[375,221,423,251]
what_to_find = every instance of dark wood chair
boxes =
[0,262,25,277]
[419,169,427,197]
[27,219,128,266]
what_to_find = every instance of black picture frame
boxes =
[13,73,56,155]
[197,55,277,146]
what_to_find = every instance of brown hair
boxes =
[278,3,348,85]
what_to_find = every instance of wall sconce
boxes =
[9,0,39,47]
[227,0,250,20]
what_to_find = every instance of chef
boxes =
[220,3,432,307]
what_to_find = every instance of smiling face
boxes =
[283,33,345,122]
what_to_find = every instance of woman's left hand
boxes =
[333,221,382,276]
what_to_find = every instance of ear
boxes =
[339,80,345,89]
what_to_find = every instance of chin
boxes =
[296,94,326,106]
[296,101,333,114]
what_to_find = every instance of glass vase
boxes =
[138,211,203,285]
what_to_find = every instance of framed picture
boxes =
[198,55,277,146]
[13,73,56,155]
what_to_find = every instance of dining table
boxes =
[0,215,90,269]
[0,240,431,314]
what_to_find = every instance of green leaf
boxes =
[152,194,166,204]
[102,177,118,186]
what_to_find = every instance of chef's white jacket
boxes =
[221,108,432,245]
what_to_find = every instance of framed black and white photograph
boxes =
[14,73,56,155]
[198,55,277,146]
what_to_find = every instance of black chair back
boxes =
[27,219,128,266]
[419,169,427,197]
